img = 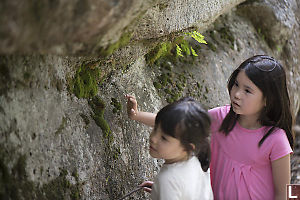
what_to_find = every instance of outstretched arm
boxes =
[272,154,291,200]
[125,94,156,127]
[140,181,153,193]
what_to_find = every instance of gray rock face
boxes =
[0,0,299,199]
[0,0,152,54]
[0,0,244,55]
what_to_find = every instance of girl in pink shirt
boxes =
[126,55,294,200]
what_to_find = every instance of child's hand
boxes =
[125,94,138,120]
[139,181,153,193]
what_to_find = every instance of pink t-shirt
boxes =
[209,105,292,200]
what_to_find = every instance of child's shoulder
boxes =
[267,127,288,140]
[160,157,200,175]
[208,104,230,121]
[259,127,290,148]
[264,127,293,161]
[159,157,204,182]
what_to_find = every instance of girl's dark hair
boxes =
[155,97,211,171]
[219,55,294,149]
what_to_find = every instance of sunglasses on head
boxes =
[250,56,280,72]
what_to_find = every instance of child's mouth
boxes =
[150,145,156,151]
[232,101,240,107]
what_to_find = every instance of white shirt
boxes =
[150,156,213,200]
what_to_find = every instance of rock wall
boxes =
[0,0,300,199]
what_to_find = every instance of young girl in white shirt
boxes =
[128,97,213,200]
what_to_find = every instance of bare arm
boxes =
[125,94,156,127]
[272,154,291,200]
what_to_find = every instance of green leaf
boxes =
[190,47,198,56]
[176,44,184,57]
[185,31,207,44]
[180,42,190,56]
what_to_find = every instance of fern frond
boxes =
[176,44,184,57]
[190,47,198,56]
[185,31,207,44]
[180,42,190,56]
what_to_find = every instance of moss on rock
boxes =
[219,27,235,50]
[0,149,82,200]
[145,42,173,65]
[100,32,132,57]
[89,96,112,142]
[110,98,122,114]
[72,62,102,99]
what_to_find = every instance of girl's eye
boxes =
[245,89,252,94]
[161,136,168,141]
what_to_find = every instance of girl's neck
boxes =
[164,153,190,164]
[238,115,262,130]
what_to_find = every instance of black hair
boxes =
[219,55,294,149]
[155,97,211,171]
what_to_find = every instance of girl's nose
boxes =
[150,131,157,144]
[150,131,155,143]
[234,90,242,100]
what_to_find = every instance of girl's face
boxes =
[230,70,265,119]
[149,124,188,164]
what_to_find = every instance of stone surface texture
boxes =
[0,0,300,199]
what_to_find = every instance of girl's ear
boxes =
[189,143,195,151]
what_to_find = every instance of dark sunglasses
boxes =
[251,56,280,72]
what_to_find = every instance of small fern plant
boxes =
[185,31,207,44]
[176,44,184,57]
[176,31,207,57]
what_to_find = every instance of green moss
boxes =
[153,82,161,89]
[257,28,264,40]
[72,170,79,182]
[72,63,102,99]
[153,67,187,103]
[219,27,235,49]
[89,96,112,142]
[166,97,173,103]
[40,168,82,200]
[0,149,82,200]
[178,73,187,84]
[176,82,183,91]
[158,73,168,86]
[79,113,90,126]
[207,41,217,52]
[100,32,132,57]
[205,86,209,93]
[94,115,111,137]
[112,148,121,160]
[110,98,122,114]
[145,42,173,65]
[90,96,105,114]
[0,154,36,200]
[144,31,210,107]
[160,61,172,71]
